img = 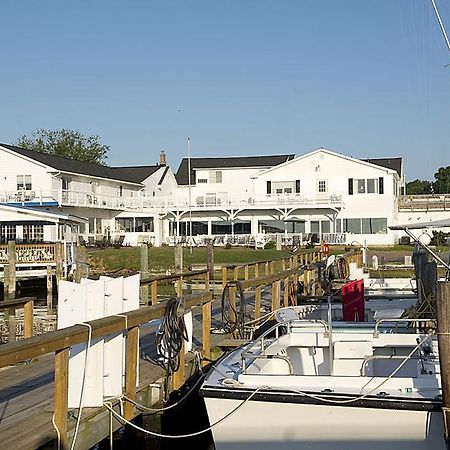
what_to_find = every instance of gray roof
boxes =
[362,157,403,176]
[175,154,295,185]
[1,144,160,184]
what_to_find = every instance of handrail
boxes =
[0,296,36,311]
[140,268,209,285]
[241,318,329,374]
[359,354,437,376]
[373,318,436,337]
[0,291,212,368]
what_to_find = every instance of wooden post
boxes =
[283,276,289,307]
[233,266,239,281]
[229,284,237,333]
[6,241,16,301]
[254,263,259,278]
[207,239,214,282]
[140,244,149,304]
[255,286,262,320]
[271,280,280,312]
[3,264,10,301]
[7,308,16,342]
[270,261,275,274]
[176,276,183,297]
[47,266,53,313]
[74,244,88,282]
[205,271,210,291]
[222,266,228,290]
[437,281,450,448]
[54,347,69,449]
[24,298,34,339]
[244,265,249,280]
[175,245,183,273]
[282,259,286,271]
[151,280,158,305]
[265,261,270,276]
[202,301,211,366]
[124,326,139,420]
[55,242,64,289]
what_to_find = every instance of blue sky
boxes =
[1,0,449,180]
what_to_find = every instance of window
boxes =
[197,178,208,184]
[321,220,331,233]
[344,218,362,234]
[209,171,222,183]
[116,218,133,232]
[310,221,320,233]
[295,180,300,194]
[367,179,377,194]
[23,224,44,242]
[317,180,327,193]
[362,218,387,234]
[135,217,154,232]
[357,179,365,194]
[17,175,32,190]
[118,186,123,197]
[0,225,16,243]
[61,177,71,191]
[335,219,342,233]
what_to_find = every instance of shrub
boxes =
[264,240,276,250]
[225,243,232,250]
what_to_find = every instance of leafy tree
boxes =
[406,179,433,195]
[16,129,109,165]
[433,166,450,194]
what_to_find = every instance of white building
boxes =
[2,142,447,247]
[172,148,405,246]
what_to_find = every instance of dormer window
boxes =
[209,171,222,183]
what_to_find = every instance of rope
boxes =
[287,335,433,405]
[156,297,188,391]
[103,386,265,439]
[70,322,93,450]
[221,281,247,337]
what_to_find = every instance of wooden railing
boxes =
[0,296,35,341]
[0,291,213,448]
[399,194,450,211]
[0,242,58,264]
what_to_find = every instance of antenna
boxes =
[431,0,450,54]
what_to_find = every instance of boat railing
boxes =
[241,318,329,374]
[373,318,436,337]
[359,353,438,377]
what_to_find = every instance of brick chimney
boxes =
[159,150,166,166]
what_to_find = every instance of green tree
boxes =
[16,129,109,165]
[433,166,450,194]
[406,179,433,195]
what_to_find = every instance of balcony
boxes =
[398,194,450,211]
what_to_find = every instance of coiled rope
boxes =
[221,281,247,337]
[156,297,188,375]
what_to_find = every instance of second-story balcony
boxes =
[0,189,345,212]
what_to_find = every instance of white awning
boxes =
[389,218,450,230]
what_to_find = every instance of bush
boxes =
[225,243,232,250]
[264,240,276,250]
[431,230,450,247]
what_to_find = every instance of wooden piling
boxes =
[255,286,262,320]
[55,242,64,285]
[151,280,158,305]
[436,281,450,449]
[202,301,211,365]
[24,298,34,339]
[47,266,53,313]
[140,244,149,304]
[174,245,183,273]
[207,240,214,282]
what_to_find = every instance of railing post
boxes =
[271,280,280,312]
[283,276,289,307]
[233,266,239,281]
[205,270,210,291]
[55,242,64,285]
[254,263,259,278]
[255,286,262,320]
[265,261,270,276]
[244,264,249,280]
[151,280,158,305]
[24,298,34,339]
[222,266,228,290]
[176,276,183,297]
[54,347,69,449]
[124,326,139,420]
[140,244,149,304]
[6,241,16,301]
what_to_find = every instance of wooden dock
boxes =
[0,249,335,449]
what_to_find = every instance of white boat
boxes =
[200,309,444,450]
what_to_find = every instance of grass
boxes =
[87,246,294,274]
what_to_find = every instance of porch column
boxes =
[207,218,212,236]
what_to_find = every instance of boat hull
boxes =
[203,394,445,450]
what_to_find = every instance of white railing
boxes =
[0,189,344,212]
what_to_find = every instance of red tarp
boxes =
[341,279,365,322]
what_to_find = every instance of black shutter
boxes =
[266,181,271,195]
[295,180,300,193]
[348,178,353,195]
[379,177,384,194]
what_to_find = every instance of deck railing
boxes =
[0,243,57,264]
[399,194,450,211]
[0,290,213,448]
